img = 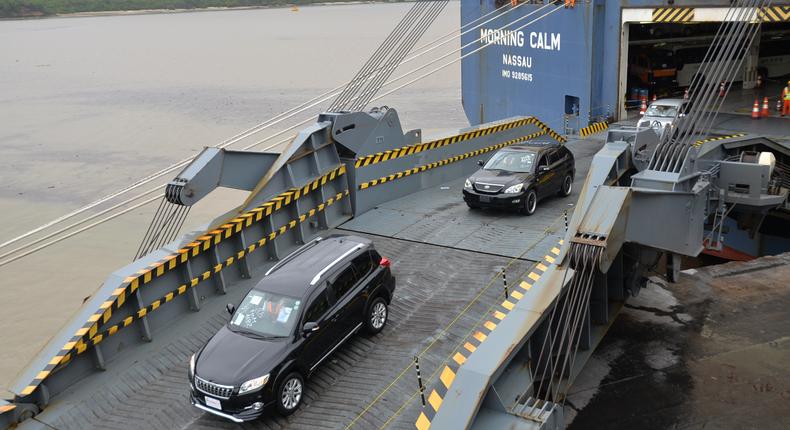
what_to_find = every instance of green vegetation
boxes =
[0,0,377,18]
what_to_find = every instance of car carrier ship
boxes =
[1,1,789,429]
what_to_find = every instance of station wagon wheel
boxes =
[365,297,388,334]
[522,189,537,216]
[276,372,304,416]
[559,174,573,197]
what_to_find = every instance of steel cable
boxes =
[329,0,432,111]
[0,1,523,258]
[665,0,764,172]
[673,1,770,171]
[649,2,743,170]
[0,3,561,267]
[348,0,450,112]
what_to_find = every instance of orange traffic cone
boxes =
[751,99,760,119]
[639,98,647,115]
[761,97,770,118]
[683,88,689,100]
[719,82,726,97]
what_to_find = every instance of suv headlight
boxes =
[189,354,196,379]
[504,183,524,194]
[464,178,473,189]
[239,374,270,394]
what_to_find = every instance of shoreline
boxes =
[0,0,410,21]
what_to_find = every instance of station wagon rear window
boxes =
[231,291,301,337]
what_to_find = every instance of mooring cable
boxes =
[1,3,561,266]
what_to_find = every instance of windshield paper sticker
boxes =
[277,307,293,323]
[233,313,245,325]
[250,295,262,305]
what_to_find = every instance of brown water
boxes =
[0,2,464,394]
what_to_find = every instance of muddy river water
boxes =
[0,1,464,394]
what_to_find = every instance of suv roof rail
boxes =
[310,243,365,286]
[264,236,324,277]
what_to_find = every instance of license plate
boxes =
[479,196,491,203]
[205,396,222,410]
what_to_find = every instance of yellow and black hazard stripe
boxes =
[652,7,695,23]
[359,131,546,191]
[415,242,563,430]
[355,117,566,168]
[64,191,351,357]
[0,403,15,414]
[579,121,609,138]
[757,6,790,22]
[528,117,567,143]
[19,166,347,397]
[693,133,747,148]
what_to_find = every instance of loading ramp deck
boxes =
[19,136,605,430]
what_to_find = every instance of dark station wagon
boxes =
[189,235,395,422]
[462,142,575,215]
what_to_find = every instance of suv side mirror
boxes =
[226,303,235,315]
[477,160,484,167]
[302,322,319,336]
[539,165,550,173]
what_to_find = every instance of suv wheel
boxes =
[276,372,304,416]
[365,297,388,334]
[559,174,573,197]
[522,189,537,216]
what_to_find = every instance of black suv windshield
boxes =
[484,151,535,173]
[230,291,301,338]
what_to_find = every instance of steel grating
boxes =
[341,137,605,261]
[25,236,534,430]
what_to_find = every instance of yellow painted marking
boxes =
[439,366,456,388]
[528,272,540,281]
[464,342,477,353]
[551,247,560,255]
[545,255,556,264]
[520,281,532,290]
[484,320,497,331]
[415,412,431,430]
[100,300,113,309]
[35,370,50,380]
[20,386,36,396]
[452,352,467,365]
[75,327,88,336]
[536,263,548,272]
[49,356,63,366]
[493,310,506,320]
[473,331,487,342]
[151,301,160,311]
[501,300,515,311]
[511,290,524,300]
[428,389,443,411]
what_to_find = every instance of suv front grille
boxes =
[474,182,503,193]
[195,376,234,399]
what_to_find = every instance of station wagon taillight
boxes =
[380,257,391,268]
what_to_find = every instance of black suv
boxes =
[462,142,575,215]
[189,235,395,422]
